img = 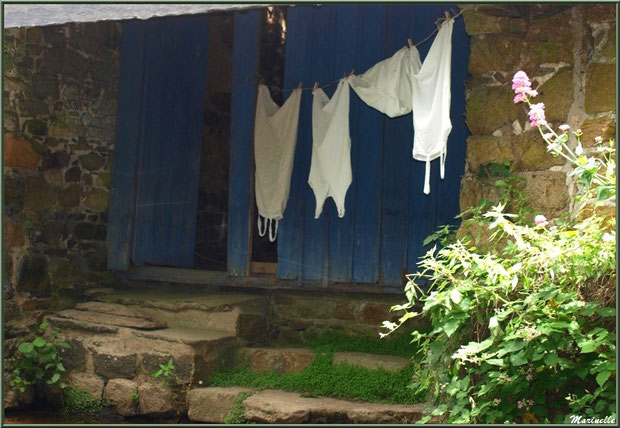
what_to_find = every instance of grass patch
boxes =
[300,330,418,358]
[224,391,254,424]
[210,351,423,404]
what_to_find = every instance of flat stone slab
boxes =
[98,291,265,313]
[75,301,150,319]
[133,327,236,346]
[46,316,119,334]
[333,352,410,372]
[237,347,315,374]
[55,309,167,330]
[188,387,252,423]
[243,389,428,424]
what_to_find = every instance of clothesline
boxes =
[247,6,468,95]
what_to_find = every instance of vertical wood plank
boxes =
[107,20,147,271]
[379,4,415,285]
[132,16,210,268]
[327,4,361,283]
[302,5,336,282]
[228,9,261,276]
[351,4,387,283]
[406,4,443,274]
[278,5,314,280]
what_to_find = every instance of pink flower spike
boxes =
[528,103,547,127]
[595,136,603,143]
[559,124,570,131]
[535,215,548,226]
[514,93,527,104]
[527,89,538,97]
[512,71,531,92]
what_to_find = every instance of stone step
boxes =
[188,388,432,424]
[132,327,237,347]
[55,309,167,330]
[234,347,411,374]
[95,290,269,342]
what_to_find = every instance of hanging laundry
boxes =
[254,84,302,241]
[349,19,454,194]
[309,78,352,219]
[410,19,453,195]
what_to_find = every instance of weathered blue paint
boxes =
[227,9,261,276]
[351,4,387,284]
[276,4,468,288]
[107,21,147,271]
[131,15,209,267]
[301,5,336,282]
[327,4,361,283]
[278,5,314,280]
[379,4,415,285]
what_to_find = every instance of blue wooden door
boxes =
[126,16,210,268]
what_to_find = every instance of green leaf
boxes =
[510,351,528,366]
[58,342,71,349]
[596,370,611,387]
[450,289,463,305]
[33,337,47,348]
[39,322,48,330]
[578,340,597,353]
[442,319,461,338]
[56,363,66,372]
[544,353,559,367]
[18,342,34,354]
[596,307,615,317]
[47,373,60,384]
[487,358,504,366]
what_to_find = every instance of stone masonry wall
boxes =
[3,22,121,328]
[459,4,616,225]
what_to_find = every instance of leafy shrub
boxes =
[383,71,616,423]
[10,322,70,393]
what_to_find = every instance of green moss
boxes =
[58,386,106,421]
[210,351,423,404]
[224,391,253,424]
[300,330,418,358]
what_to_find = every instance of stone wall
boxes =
[460,4,616,223]
[3,22,121,327]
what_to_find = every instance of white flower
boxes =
[575,144,583,155]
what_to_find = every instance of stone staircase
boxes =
[46,287,433,423]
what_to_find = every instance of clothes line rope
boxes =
[244,6,469,95]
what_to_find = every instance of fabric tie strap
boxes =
[257,215,279,242]
[424,159,431,195]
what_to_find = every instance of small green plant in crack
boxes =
[130,392,140,403]
[151,358,192,406]
[224,391,254,424]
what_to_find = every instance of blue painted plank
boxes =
[107,20,147,271]
[327,4,361,282]
[351,4,387,283]
[302,5,336,282]
[228,10,261,276]
[379,5,415,285]
[131,16,209,267]
[278,5,314,280]
[406,4,444,274]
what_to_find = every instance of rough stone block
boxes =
[4,134,41,170]
[93,351,137,379]
[84,189,110,212]
[516,171,569,218]
[59,184,82,208]
[236,312,268,344]
[4,220,25,247]
[58,338,88,372]
[104,378,138,417]
[42,150,71,170]
[468,34,521,75]
[24,176,55,211]
[466,85,519,135]
[465,136,512,173]
[459,174,504,215]
[238,347,315,375]
[464,9,508,35]
[138,382,176,416]
[141,353,193,383]
[332,352,410,372]
[16,253,51,297]
[586,4,616,24]
[579,117,616,148]
[47,116,85,139]
[79,152,106,171]
[537,68,574,123]
[358,303,390,326]
[585,63,616,114]
[67,372,104,399]
[188,387,252,423]
[511,131,565,171]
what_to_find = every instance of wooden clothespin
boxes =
[407,38,413,47]
[444,11,450,20]
[348,69,355,77]
[313,81,319,92]
[298,81,303,89]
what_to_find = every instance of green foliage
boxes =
[130,392,140,403]
[300,330,419,358]
[10,322,71,393]
[151,358,176,381]
[384,113,616,422]
[224,391,253,424]
[210,351,421,404]
[60,387,106,418]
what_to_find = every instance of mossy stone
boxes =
[59,184,82,208]
[24,176,55,211]
[466,85,519,135]
[48,116,85,139]
[79,152,106,171]
[85,189,110,212]
[25,119,47,136]
[584,63,616,114]
[464,9,507,35]
[468,34,522,76]
[537,68,574,123]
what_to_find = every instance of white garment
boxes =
[349,20,454,194]
[309,78,352,219]
[254,84,302,241]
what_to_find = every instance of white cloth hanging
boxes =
[309,78,352,219]
[349,19,454,195]
[410,19,453,195]
[254,84,302,241]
